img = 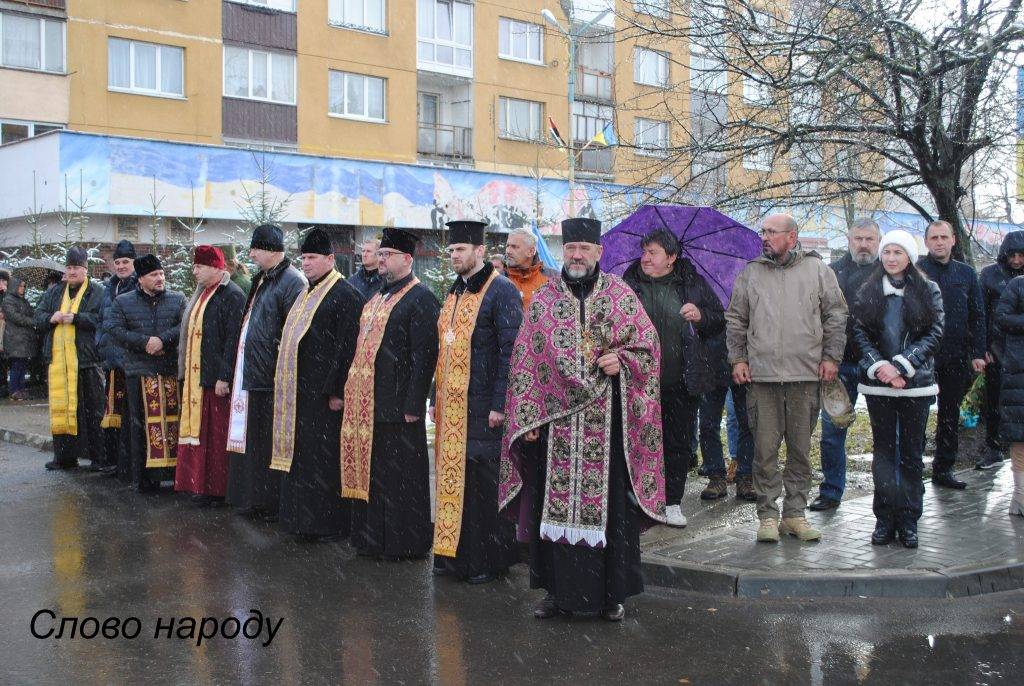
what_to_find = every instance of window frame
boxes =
[222,45,297,106]
[633,47,669,87]
[498,96,543,142]
[328,0,387,35]
[225,0,297,13]
[0,12,65,73]
[743,142,773,172]
[633,0,669,19]
[634,117,669,157]
[328,69,387,123]
[498,17,543,65]
[108,37,185,99]
[417,0,474,77]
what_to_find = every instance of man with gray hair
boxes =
[812,218,880,511]
[503,227,556,310]
[726,214,848,543]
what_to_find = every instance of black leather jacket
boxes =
[240,259,307,392]
[852,277,944,396]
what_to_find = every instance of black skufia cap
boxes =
[300,228,333,256]
[561,217,602,244]
[445,220,487,246]
[380,227,420,256]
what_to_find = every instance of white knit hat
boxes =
[878,229,919,264]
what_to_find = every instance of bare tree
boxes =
[616,0,1024,260]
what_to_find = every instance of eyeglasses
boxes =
[759,228,792,237]
[376,250,405,260]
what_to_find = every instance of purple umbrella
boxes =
[600,205,761,307]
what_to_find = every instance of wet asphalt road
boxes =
[1,441,1021,685]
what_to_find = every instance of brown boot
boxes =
[700,476,728,500]
[735,474,757,502]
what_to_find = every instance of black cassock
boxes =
[350,273,441,558]
[279,276,364,537]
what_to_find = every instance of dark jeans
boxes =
[866,395,931,526]
[700,384,753,477]
[817,364,860,500]
[663,384,699,504]
[934,363,974,473]
[8,357,27,395]
[984,361,1002,449]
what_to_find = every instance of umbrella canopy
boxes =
[600,205,762,307]
[12,258,66,290]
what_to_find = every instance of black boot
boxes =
[871,520,896,545]
[897,523,919,549]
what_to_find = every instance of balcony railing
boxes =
[578,146,614,174]
[577,66,613,102]
[418,122,473,160]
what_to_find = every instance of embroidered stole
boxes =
[178,286,216,445]
[226,279,265,454]
[432,271,497,557]
[100,369,126,429]
[270,270,343,473]
[339,277,420,500]
[49,281,89,436]
[142,374,180,468]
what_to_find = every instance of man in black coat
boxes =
[978,230,1024,469]
[35,247,107,471]
[270,229,363,539]
[430,220,522,583]
[97,239,138,477]
[342,227,441,559]
[225,225,307,520]
[348,237,383,300]
[622,229,726,526]
[918,220,987,489]
[812,218,880,510]
[107,254,186,492]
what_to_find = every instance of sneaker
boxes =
[664,504,688,528]
[975,449,1003,471]
[726,459,738,483]
[780,517,822,542]
[735,474,757,502]
[756,518,780,543]
[700,476,728,500]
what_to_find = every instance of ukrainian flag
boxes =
[591,122,618,147]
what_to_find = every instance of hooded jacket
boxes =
[725,249,848,383]
[979,230,1024,362]
[2,277,37,359]
[623,257,728,394]
[994,275,1024,442]
[504,257,557,311]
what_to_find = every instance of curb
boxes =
[641,554,1024,599]
[0,428,53,452]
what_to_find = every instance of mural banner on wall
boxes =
[53,132,646,235]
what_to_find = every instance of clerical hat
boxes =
[561,217,602,245]
[113,239,136,260]
[445,220,487,246]
[251,224,284,252]
[380,227,420,256]
[134,254,163,278]
[65,247,88,268]
[301,228,333,256]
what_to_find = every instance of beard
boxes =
[565,261,594,279]
[453,258,479,276]
[852,251,876,266]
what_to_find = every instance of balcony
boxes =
[418,122,472,160]
[577,66,614,103]
[578,146,614,175]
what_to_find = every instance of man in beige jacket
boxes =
[726,214,848,543]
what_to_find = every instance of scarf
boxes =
[270,270,343,472]
[142,374,180,468]
[499,272,667,547]
[433,269,498,557]
[178,285,217,445]
[49,282,89,436]
[340,277,420,500]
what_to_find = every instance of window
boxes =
[789,143,822,193]
[690,89,726,142]
[0,119,63,145]
[498,97,542,141]
[108,38,184,97]
[633,47,668,87]
[417,0,473,77]
[573,101,612,143]
[690,48,726,93]
[498,17,542,64]
[226,0,296,11]
[743,76,771,105]
[0,13,64,72]
[328,0,385,33]
[634,0,669,18]
[329,70,386,121]
[635,118,668,155]
[223,46,295,104]
[116,216,140,242]
[743,142,772,172]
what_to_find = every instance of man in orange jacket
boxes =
[503,228,557,311]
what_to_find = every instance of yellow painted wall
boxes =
[67,0,222,143]
[0,68,69,124]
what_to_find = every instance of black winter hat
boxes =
[134,254,163,278]
[561,218,602,245]
[113,239,136,260]
[251,224,285,252]
[66,247,88,267]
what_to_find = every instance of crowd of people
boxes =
[3,212,1024,622]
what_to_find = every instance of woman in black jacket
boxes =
[851,230,944,548]
[993,275,1024,517]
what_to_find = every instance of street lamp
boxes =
[541,5,610,217]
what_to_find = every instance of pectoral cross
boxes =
[444,329,456,347]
